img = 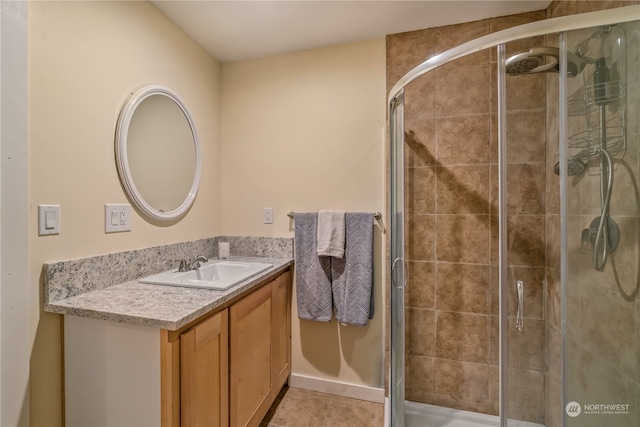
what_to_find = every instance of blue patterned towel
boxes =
[294,212,332,322]
[331,212,374,325]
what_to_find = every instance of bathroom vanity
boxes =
[162,268,291,427]
[44,238,294,427]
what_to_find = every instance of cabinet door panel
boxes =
[272,271,292,396]
[230,284,272,427]
[181,309,229,427]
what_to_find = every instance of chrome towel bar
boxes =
[287,211,382,220]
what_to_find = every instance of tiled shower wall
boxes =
[386,0,638,423]
[386,10,547,418]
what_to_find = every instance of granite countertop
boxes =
[45,256,293,331]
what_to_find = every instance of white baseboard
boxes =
[288,374,385,404]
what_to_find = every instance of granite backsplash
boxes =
[43,236,293,305]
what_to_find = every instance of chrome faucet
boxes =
[177,255,209,272]
[189,255,209,270]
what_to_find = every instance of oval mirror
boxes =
[115,85,201,222]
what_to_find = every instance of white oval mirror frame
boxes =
[115,85,201,222]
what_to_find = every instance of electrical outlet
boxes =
[105,204,132,233]
[264,208,273,224]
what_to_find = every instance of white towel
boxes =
[316,210,346,258]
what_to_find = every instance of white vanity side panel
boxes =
[64,315,161,427]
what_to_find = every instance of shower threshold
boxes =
[405,401,545,427]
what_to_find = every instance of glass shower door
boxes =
[562,20,640,427]
[498,40,549,427]
[389,90,406,427]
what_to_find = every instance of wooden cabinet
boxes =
[229,270,292,427]
[271,270,292,399]
[181,309,229,427]
[230,284,273,427]
[161,268,292,427]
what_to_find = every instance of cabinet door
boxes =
[181,309,229,427]
[230,284,272,427]
[272,271,291,398]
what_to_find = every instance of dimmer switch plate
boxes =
[105,204,132,233]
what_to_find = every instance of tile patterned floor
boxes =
[260,386,385,427]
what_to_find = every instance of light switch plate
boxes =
[263,207,273,224]
[38,205,60,236]
[105,204,132,233]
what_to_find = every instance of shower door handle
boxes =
[516,280,524,331]
[391,257,408,290]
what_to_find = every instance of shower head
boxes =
[505,47,592,77]
[506,47,559,75]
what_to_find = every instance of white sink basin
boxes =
[139,260,273,291]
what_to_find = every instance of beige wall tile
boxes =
[406,214,435,261]
[436,214,491,263]
[546,267,561,328]
[545,377,563,427]
[506,163,547,215]
[386,29,436,91]
[434,359,491,411]
[406,73,436,118]
[406,355,435,403]
[405,118,436,167]
[405,167,435,214]
[489,366,500,416]
[436,115,491,165]
[505,214,546,267]
[436,165,491,215]
[435,64,491,117]
[506,110,547,163]
[436,263,490,314]
[435,20,490,67]
[490,11,547,63]
[436,312,489,363]
[505,73,547,110]
[406,308,436,357]
[507,319,545,371]
[490,266,500,315]
[506,368,545,424]
[489,315,500,365]
[406,261,436,309]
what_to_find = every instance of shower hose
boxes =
[592,146,614,271]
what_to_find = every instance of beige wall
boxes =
[220,40,387,389]
[28,2,221,424]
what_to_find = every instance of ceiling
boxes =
[152,1,552,63]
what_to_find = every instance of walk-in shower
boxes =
[388,5,639,427]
